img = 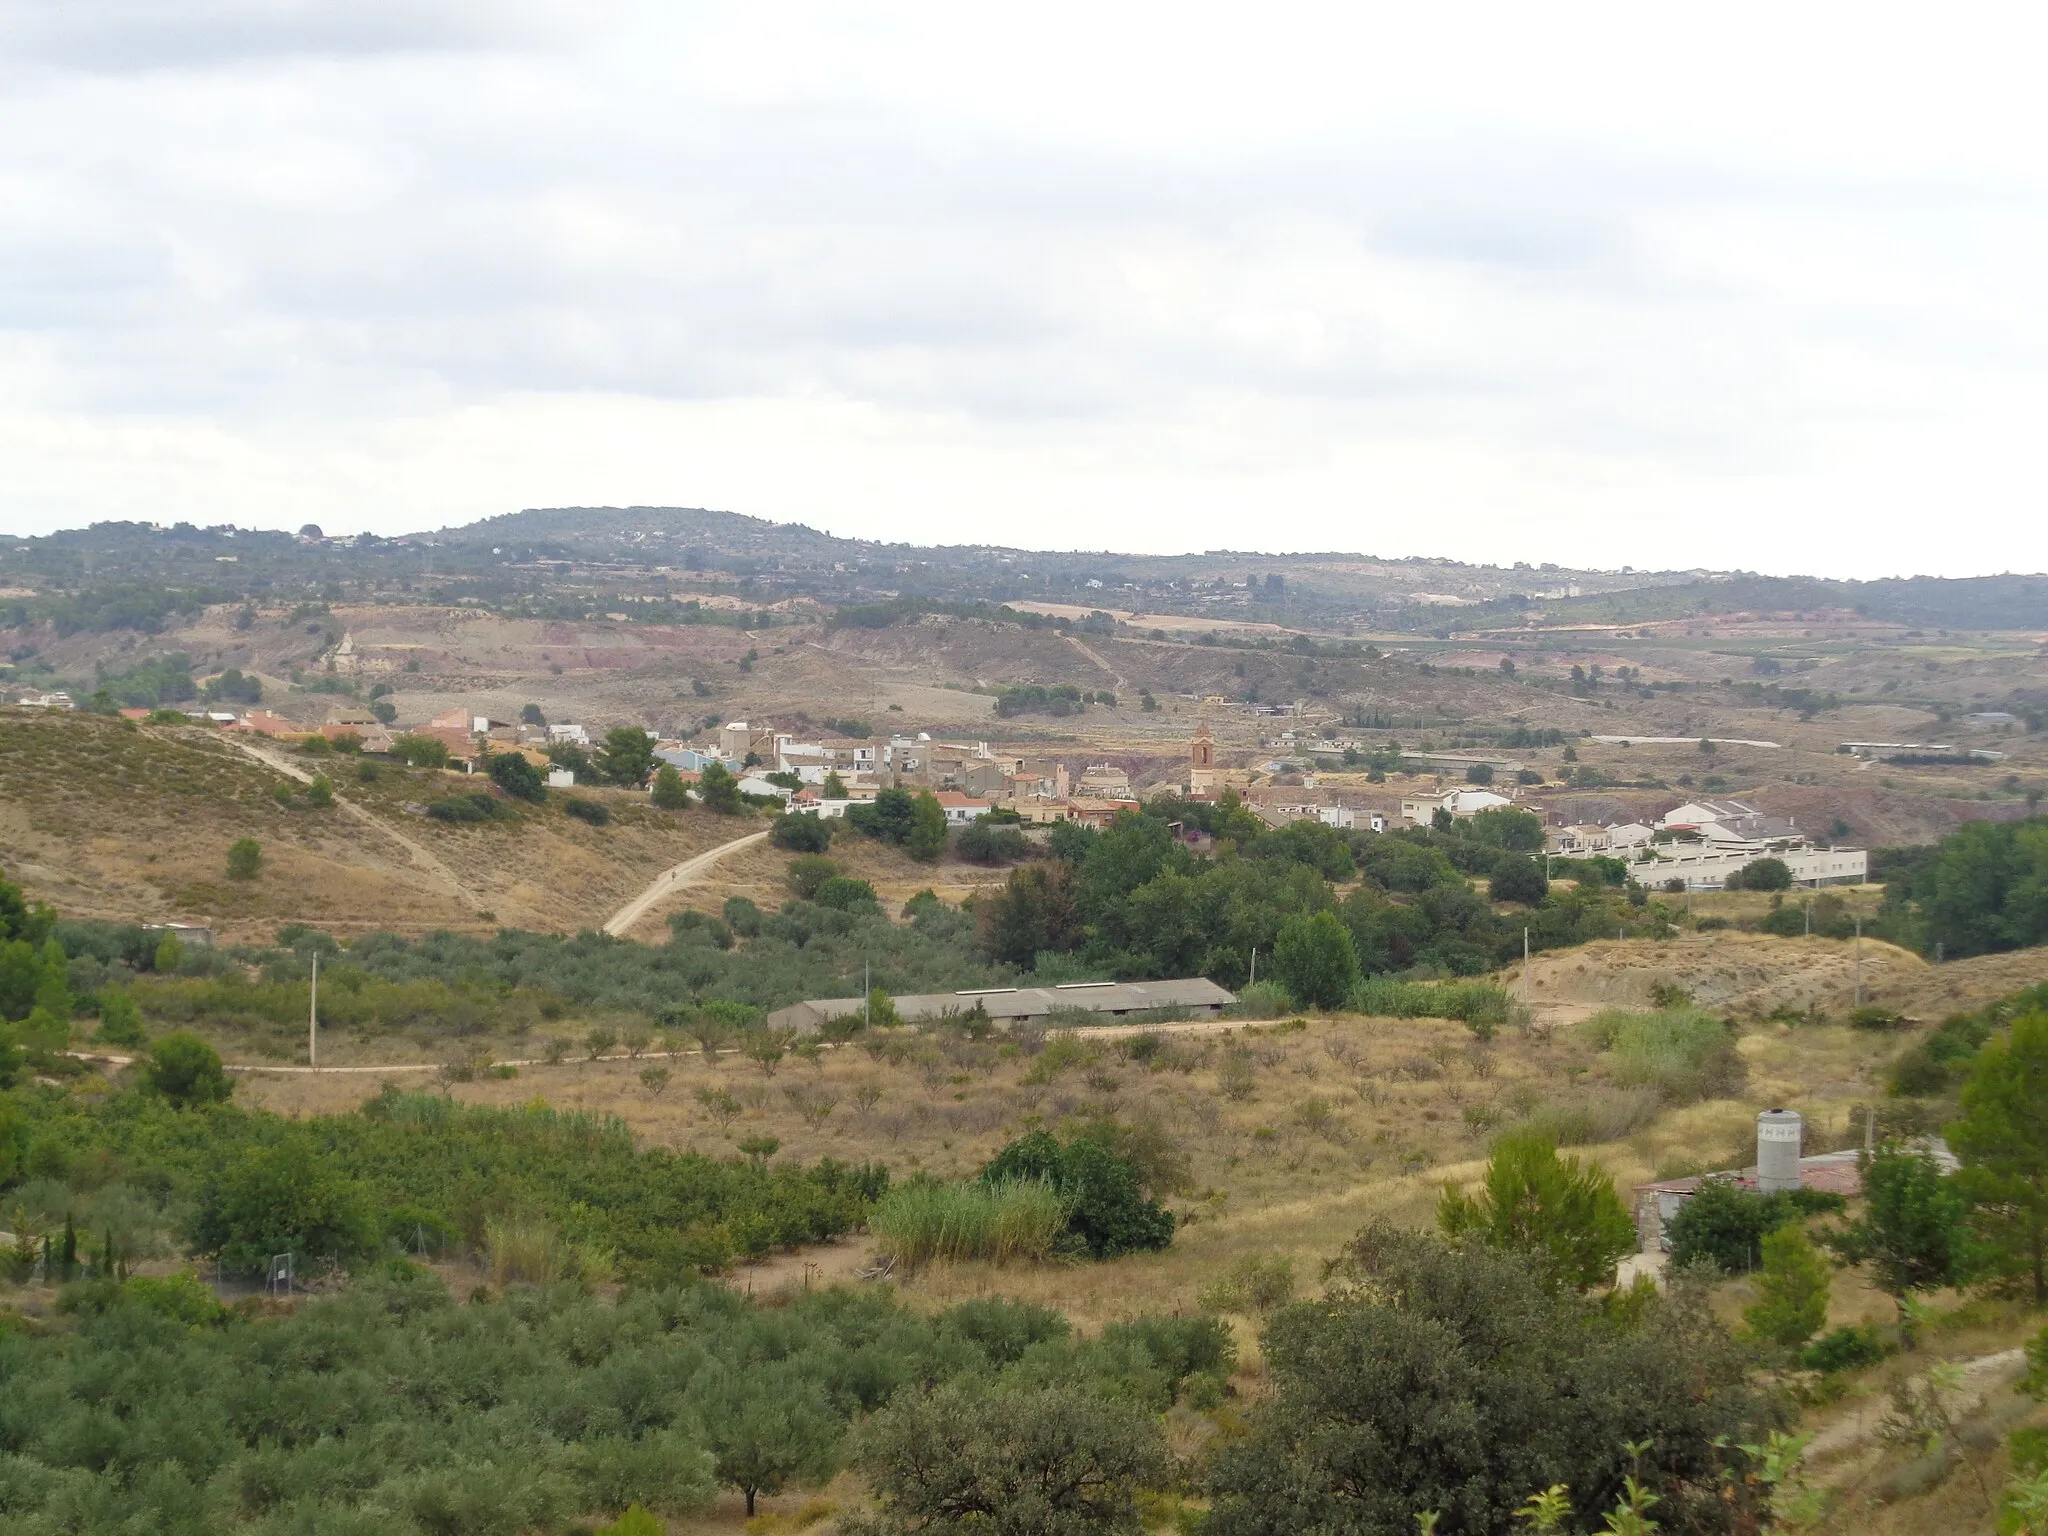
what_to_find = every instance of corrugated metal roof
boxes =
[766,978,1235,1032]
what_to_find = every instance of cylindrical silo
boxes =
[1756,1109,1803,1194]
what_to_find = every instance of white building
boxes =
[1400,786,1514,826]
[1636,844,1867,890]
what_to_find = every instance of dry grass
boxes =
[229,998,1913,1328]
[0,707,789,940]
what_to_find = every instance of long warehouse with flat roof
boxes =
[766,978,1235,1034]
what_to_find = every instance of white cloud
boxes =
[0,0,2045,577]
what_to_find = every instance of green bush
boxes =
[1800,1323,1889,1373]
[143,1032,232,1106]
[982,1129,1174,1259]
[1583,1008,1744,1102]
[488,751,548,803]
[773,812,833,853]
[565,797,612,826]
[427,791,513,823]
[225,836,262,880]
[812,876,879,912]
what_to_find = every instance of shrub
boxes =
[1227,981,1291,1020]
[1800,1323,1889,1373]
[1197,1253,1296,1314]
[1583,1008,1744,1102]
[787,854,840,899]
[812,876,879,912]
[1438,1132,1636,1291]
[226,837,263,880]
[305,773,335,809]
[956,819,1030,864]
[190,1139,376,1276]
[427,792,511,823]
[1730,857,1793,892]
[773,812,833,852]
[1513,1089,1661,1147]
[650,764,690,810]
[488,751,548,803]
[391,733,451,769]
[1489,854,1549,904]
[982,1129,1175,1259]
[143,1032,232,1106]
[94,987,147,1048]
[565,797,611,826]
[1667,1179,1808,1273]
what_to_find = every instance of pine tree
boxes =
[1744,1224,1832,1347]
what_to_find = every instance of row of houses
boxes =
[1548,798,1868,889]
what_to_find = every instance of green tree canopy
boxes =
[1825,1145,1975,1323]
[226,836,263,880]
[1272,910,1360,1010]
[596,726,658,788]
[488,750,547,803]
[698,761,744,814]
[143,1032,233,1107]
[983,1129,1174,1259]
[650,763,690,810]
[1489,854,1549,905]
[1438,1132,1636,1291]
[906,791,950,863]
[851,1380,1169,1536]
[189,1139,377,1276]
[1731,857,1793,892]
[1205,1226,1780,1536]
[700,1364,840,1515]
[773,812,832,852]
[1743,1224,1833,1348]
[1948,1011,2048,1304]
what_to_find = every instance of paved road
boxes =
[601,829,771,937]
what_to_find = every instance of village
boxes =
[14,662,1872,894]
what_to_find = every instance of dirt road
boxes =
[601,829,771,937]
[218,733,488,914]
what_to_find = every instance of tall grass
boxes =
[868,1178,1066,1269]
[1582,1008,1745,1103]
[1351,977,1516,1027]
[1511,1089,1663,1147]
[483,1216,617,1287]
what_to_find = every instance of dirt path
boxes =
[1064,634,1130,694]
[1804,1346,2026,1465]
[602,829,772,937]
[219,734,488,915]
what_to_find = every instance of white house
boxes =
[933,791,992,826]
[1400,787,1514,826]
[548,722,591,746]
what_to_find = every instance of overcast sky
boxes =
[2,3,2045,577]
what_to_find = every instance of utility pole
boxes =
[863,961,870,1029]
[308,952,319,1070]
[1249,947,1257,987]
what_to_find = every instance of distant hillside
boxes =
[0,708,762,940]
[2,509,2042,645]
[1437,573,2048,633]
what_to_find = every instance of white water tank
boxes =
[1757,1109,1803,1194]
